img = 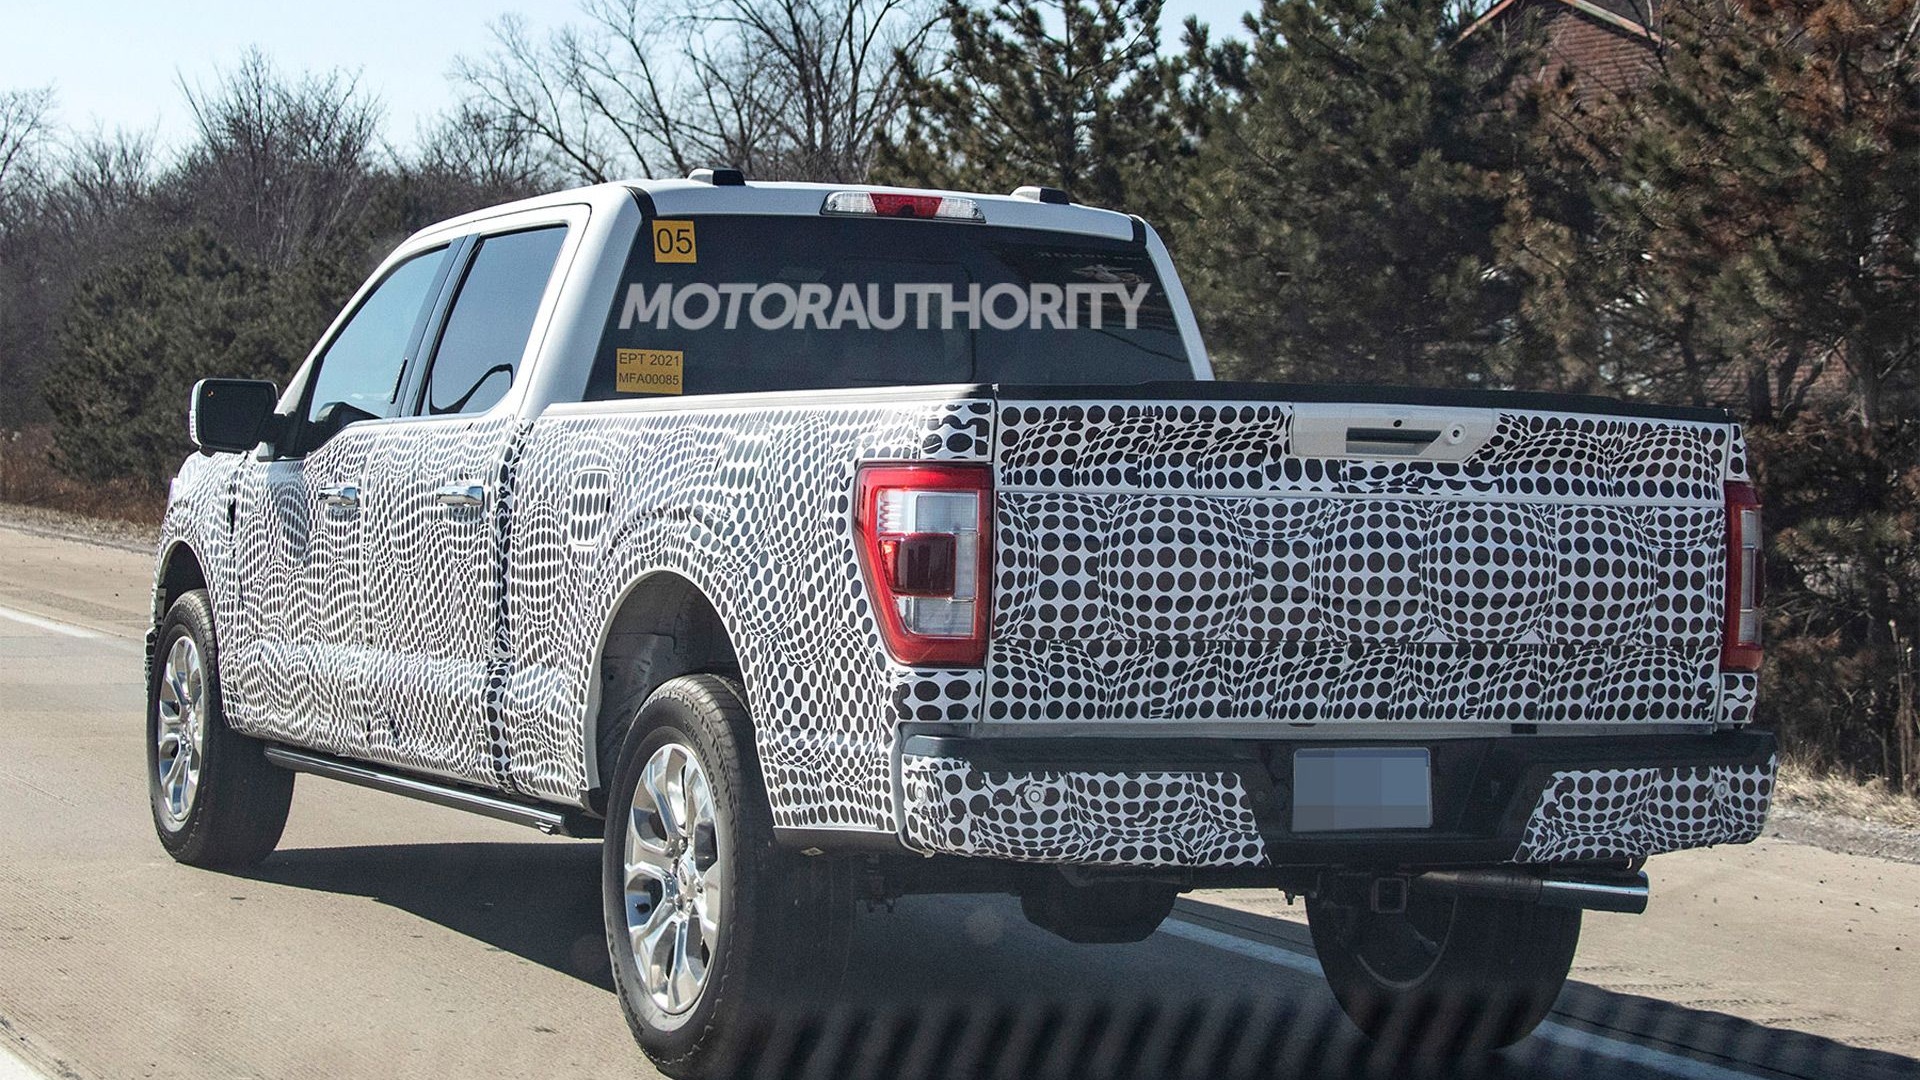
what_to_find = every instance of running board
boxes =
[263,745,601,838]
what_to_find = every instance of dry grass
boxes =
[1776,758,1920,829]
[0,426,166,525]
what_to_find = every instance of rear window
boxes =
[422,225,567,416]
[586,214,1191,399]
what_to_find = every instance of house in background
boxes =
[1463,0,1662,99]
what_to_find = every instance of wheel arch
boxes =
[156,539,209,614]
[584,569,742,810]
[149,539,210,676]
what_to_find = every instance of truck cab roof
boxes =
[408,177,1144,249]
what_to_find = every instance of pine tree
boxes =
[1571,0,1920,787]
[1182,0,1558,386]
[877,0,1195,215]
[44,231,301,487]
[1582,0,1920,432]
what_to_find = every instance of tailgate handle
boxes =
[1346,427,1441,455]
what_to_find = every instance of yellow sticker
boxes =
[651,220,696,263]
[615,348,684,394]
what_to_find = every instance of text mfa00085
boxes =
[615,348,684,394]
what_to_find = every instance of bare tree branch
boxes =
[0,86,57,225]
[451,0,939,184]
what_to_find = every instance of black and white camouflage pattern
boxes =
[900,755,1266,866]
[985,405,1739,728]
[498,397,992,821]
[158,394,1769,863]
[161,395,994,830]
[1513,756,1775,862]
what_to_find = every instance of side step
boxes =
[263,745,602,839]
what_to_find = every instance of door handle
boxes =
[319,483,360,508]
[434,482,487,508]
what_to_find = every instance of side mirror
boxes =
[189,378,280,454]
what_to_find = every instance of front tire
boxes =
[1306,887,1580,1056]
[602,674,853,1079]
[147,589,294,868]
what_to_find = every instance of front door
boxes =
[224,245,452,759]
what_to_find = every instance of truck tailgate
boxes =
[985,386,1749,730]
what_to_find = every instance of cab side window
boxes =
[418,226,568,416]
[299,247,447,451]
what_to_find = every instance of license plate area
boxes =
[1292,748,1433,832]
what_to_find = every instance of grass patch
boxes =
[1776,758,1920,829]
[0,426,166,525]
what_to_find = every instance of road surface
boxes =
[0,522,1914,1080]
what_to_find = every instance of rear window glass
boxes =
[586,215,1191,399]
[422,225,567,416]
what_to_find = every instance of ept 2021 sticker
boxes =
[615,348,683,394]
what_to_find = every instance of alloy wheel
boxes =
[623,740,724,1015]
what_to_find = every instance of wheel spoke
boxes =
[669,916,698,1010]
[631,886,672,944]
[166,641,195,705]
[694,878,721,946]
[183,662,203,706]
[625,810,672,886]
[678,757,701,845]
[640,911,677,997]
[642,756,682,842]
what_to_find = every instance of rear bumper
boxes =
[896,730,1775,869]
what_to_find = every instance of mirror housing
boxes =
[189,378,280,454]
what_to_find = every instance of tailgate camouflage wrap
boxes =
[987,402,1744,728]
[895,398,1770,868]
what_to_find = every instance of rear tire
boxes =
[1306,887,1579,1056]
[147,589,294,868]
[602,674,853,1079]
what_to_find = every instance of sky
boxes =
[1,0,1258,155]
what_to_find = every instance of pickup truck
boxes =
[149,175,1774,1073]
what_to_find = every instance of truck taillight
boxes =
[855,464,991,666]
[821,191,984,221]
[1724,481,1765,672]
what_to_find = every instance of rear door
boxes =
[985,388,1739,732]
[356,219,574,788]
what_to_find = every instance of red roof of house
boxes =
[1464,0,1661,97]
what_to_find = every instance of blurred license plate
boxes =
[1292,748,1432,832]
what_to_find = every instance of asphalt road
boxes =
[0,522,1915,1080]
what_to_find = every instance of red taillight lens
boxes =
[877,534,958,596]
[1723,481,1764,671]
[855,464,991,665]
[821,190,984,221]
